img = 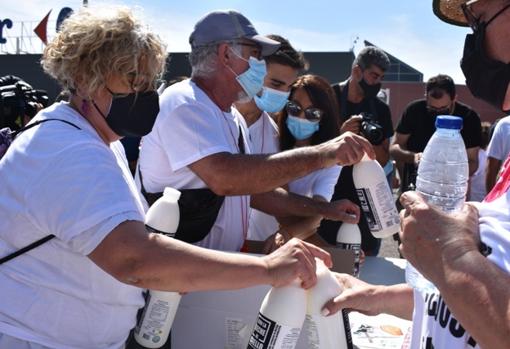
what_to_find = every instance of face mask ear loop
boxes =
[486,3,510,28]
[91,88,114,120]
[91,100,107,119]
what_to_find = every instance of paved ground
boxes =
[379,235,400,258]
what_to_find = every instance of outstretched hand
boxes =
[322,273,382,317]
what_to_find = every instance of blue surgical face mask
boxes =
[286,114,320,140]
[254,87,290,113]
[228,48,267,99]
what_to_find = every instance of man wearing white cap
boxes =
[138,10,372,252]
[323,1,510,348]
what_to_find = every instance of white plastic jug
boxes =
[134,187,181,348]
[144,187,181,236]
[247,279,306,349]
[352,155,400,238]
[304,259,352,349]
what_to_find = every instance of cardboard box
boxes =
[171,248,354,349]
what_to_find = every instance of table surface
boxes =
[352,257,412,349]
[360,256,407,285]
[172,256,411,349]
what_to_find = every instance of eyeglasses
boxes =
[230,41,262,59]
[461,2,480,31]
[285,101,323,122]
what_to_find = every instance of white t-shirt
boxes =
[0,103,145,349]
[245,111,342,241]
[246,112,282,240]
[410,155,510,349]
[288,166,341,200]
[487,115,510,161]
[138,79,251,251]
[468,148,487,202]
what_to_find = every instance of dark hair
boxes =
[277,74,340,150]
[426,74,456,99]
[264,34,308,71]
[353,46,390,72]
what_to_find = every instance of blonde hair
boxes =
[42,6,167,97]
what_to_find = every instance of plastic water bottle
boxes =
[134,188,181,348]
[405,115,468,293]
[336,223,362,277]
[352,155,400,238]
[247,279,306,349]
[303,259,353,349]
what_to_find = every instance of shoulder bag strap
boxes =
[1,118,81,265]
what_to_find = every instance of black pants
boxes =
[317,166,381,255]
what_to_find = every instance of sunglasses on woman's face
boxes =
[285,101,323,122]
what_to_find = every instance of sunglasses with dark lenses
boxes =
[285,101,323,122]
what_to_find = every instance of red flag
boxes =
[34,10,52,45]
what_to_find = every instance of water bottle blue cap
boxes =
[435,115,463,130]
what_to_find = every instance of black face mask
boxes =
[93,89,160,137]
[359,78,381,99]
[460,5,510,113]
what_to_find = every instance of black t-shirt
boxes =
[396,99,482,152]
[396,99,482,193]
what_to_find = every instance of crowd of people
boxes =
[0,0,509,348]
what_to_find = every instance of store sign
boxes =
[0,18,13,44]
[0,7,72,46]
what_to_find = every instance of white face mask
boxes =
[286,114,320,140]
[254,87,290,112]
[227,48,267,99]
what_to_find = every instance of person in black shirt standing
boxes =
[318,46,394,256]
[391,74,482,195]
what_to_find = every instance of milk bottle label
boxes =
[356,184,399,233]
[303,310,354,349]
[336,242,361,276]
[356,188,382,231]
[247,312,301,349]
[134,291,179,346]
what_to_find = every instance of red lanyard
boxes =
[485,155,510,202]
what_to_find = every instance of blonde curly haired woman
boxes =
[0,6,331,349]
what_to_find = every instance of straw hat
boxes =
[433,0,470,26]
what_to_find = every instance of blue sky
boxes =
[1,0,471,83]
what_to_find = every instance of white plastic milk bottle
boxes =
[303,259,352,349]
[352,155,400,238]
[134,187,181,348]
[247,279,306,349]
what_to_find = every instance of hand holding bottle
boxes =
[318,131,375,168]
[262,238,332,289]
[320,199,360,223]
[399,191,481,285]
